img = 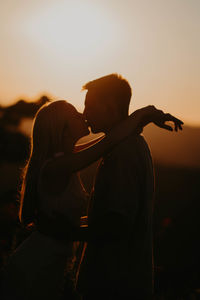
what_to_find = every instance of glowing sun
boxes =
[24,1,119,61]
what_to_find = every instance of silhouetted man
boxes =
[77,74,155,300]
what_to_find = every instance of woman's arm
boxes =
[45,106,183,174]
[44,108,143,175]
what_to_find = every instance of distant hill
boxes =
[143,124,200,168]
[79,124,200,168]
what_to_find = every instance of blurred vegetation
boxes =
[0,96,200,297]
[0,96,50,267]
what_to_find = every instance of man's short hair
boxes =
[82,73,132,117]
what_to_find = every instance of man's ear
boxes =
[108,98,122,121]
[106,102,116,119]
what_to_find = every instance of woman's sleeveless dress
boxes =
[1,163,88,300]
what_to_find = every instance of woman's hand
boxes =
[133,105,184,132]
[152,111,183,131]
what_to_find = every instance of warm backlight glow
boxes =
[23,2,119,62]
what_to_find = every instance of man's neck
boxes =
[103,114,128,135]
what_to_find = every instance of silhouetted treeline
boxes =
[0,96,51,163]
[0,96,50,128]
[0,96,51,266]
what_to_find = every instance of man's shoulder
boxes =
[101,134,152,171]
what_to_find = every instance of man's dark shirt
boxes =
[78,134,154,297]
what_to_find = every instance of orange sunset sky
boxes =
[0,0,199,126]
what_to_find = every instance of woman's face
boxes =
[62,107,90,151]
[69,110,90,140]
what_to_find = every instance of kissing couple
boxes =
[1,74,183,300]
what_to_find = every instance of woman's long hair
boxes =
[19,100,75,226]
